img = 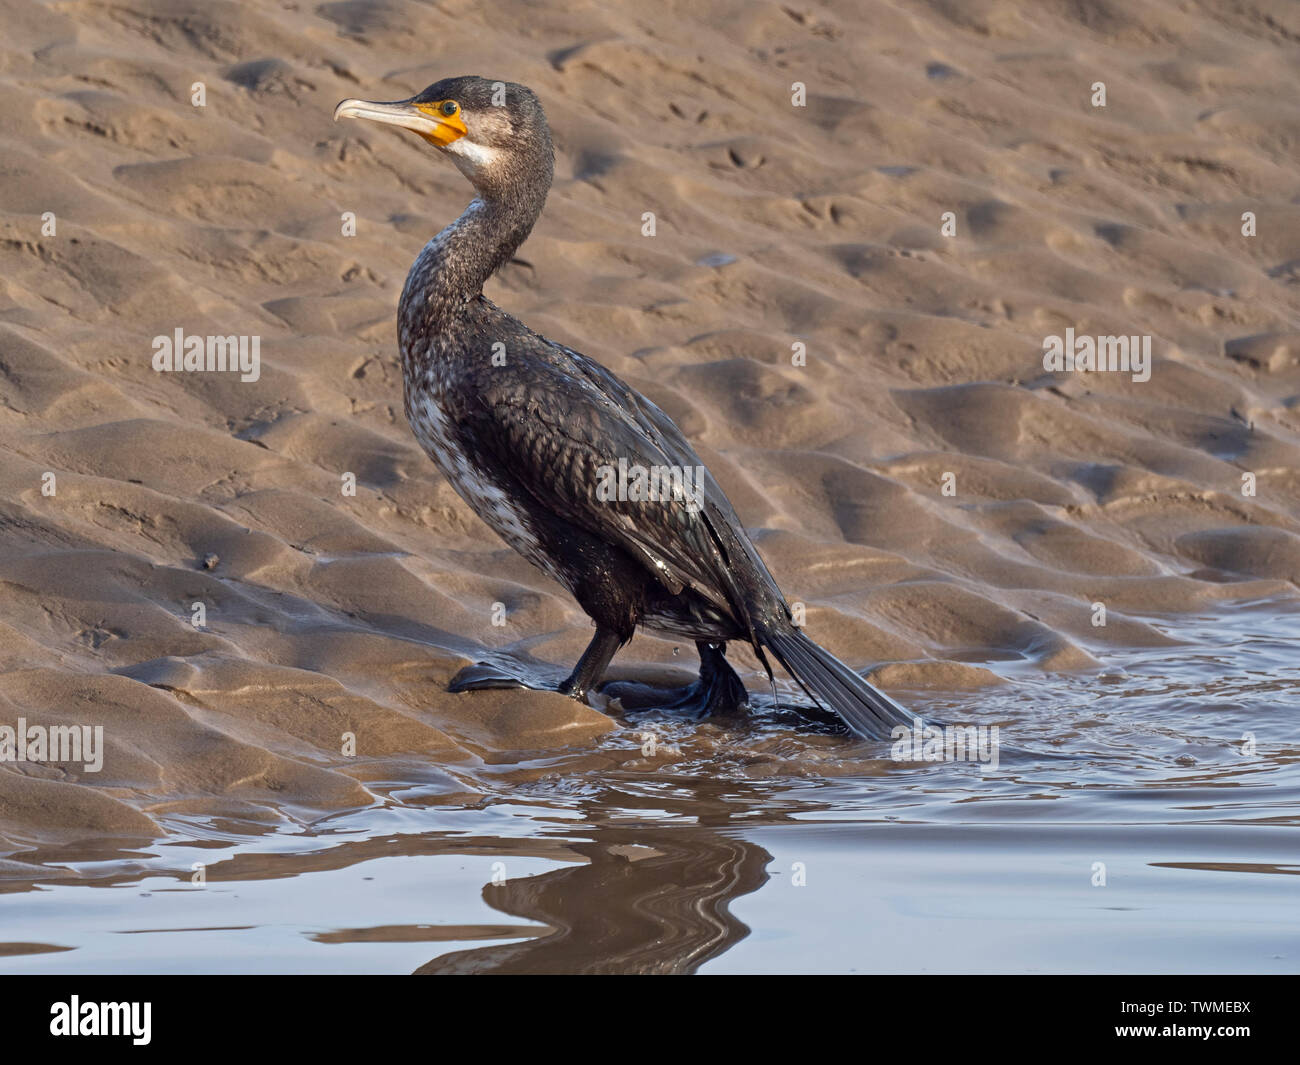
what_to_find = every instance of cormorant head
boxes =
[334,76,554,201]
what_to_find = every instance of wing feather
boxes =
[461,340,776,619]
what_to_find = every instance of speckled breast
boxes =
[401,369,570,590]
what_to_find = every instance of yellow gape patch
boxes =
[413,100,467,146]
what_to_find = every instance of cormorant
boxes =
[334,76,916,739]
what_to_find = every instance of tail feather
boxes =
[762,626,915,740]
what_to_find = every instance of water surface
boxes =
[2,598,1297,974]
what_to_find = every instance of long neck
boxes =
[401,184,546,334]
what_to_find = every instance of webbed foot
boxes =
[448,661,538,693]
[601,641,749,718]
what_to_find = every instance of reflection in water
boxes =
[417,825,771,974]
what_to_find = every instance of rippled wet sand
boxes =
[2,598,1295,974]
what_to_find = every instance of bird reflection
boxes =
[416,823,771,974]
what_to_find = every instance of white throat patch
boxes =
[446,138,503,179]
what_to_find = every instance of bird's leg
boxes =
[691,641,750,712]
[556,626,624,702]
[600,640,749,717]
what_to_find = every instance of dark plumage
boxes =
[335,76,917,739]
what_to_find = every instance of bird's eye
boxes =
[440,100,459,117]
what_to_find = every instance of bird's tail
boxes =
[760,624,915,740]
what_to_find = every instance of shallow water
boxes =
[1,597,1297,974]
